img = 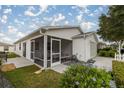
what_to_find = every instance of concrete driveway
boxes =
[51,56,114,73]
[5,57,34,68]
[93,57,114,71]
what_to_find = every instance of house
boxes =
[97,42,107,49]
[14,26,98,68]
[0,42,14,52]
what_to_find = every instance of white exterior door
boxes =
[51,38,61,67]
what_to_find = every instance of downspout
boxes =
[84,33,87,62]
[40,29,47,68]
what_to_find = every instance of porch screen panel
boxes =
[31,41,35,59]
[52,40,60,53]
[35,36,44,59]
[52,54,60,63]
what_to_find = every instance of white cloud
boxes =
[1,15,8,24]
[8,26,17,33]
[65,21,69,25]
[80,21,96,32]
[29,24,38,29]
[71,6,77,9]
[89,13,94,17]
[76,14,83,23]
[24,10,36,16]
[24,5,48,17]
[0,33,5,37]
[0,32,13,43]
[40,5,48,12]
[72,5,89,14]
[99,6,103,12]
[28,6,35,11]
[14,19,24,25]
[17,32,25,38]
[51,13,65,26]
[43,17,53,21]
[3,8,12,14]
[52,6,56,10]
[68,13,72,16]
[93,7,104,16]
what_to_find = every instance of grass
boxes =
[2,65,61,88]
[112,60,124,87]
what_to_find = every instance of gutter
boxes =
[84,33,87,62]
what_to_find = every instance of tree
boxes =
[97,5,124,54]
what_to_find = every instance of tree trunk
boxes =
[118,41,121,54]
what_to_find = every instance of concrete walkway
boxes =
[93,57,113,71]
[5,57,34,68]
[51,64,68,73]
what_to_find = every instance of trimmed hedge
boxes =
[60,64,112,88]
[98,48,116,58]
[112,61,124,87]
[7,52,20,58]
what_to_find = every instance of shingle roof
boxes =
[14,25,83,44]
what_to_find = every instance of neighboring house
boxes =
[97,42,107,49]
[0,42,14,52]
[14,26,98,68]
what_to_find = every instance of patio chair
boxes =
[71,55,79,63]
[0,52,7,62]
[86,59,96,67]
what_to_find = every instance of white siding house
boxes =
[0,42,14,52]
[72,32,98,61]
[14,26,98,68]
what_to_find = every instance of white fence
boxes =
[115,53,124,61]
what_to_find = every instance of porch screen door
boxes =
[51,38,61,67]
[31,40,35,59]
[23,42,26,57]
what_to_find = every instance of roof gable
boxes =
[14,26,83,44]
[72,32,98,42]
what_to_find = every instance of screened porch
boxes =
[30,35,72,68]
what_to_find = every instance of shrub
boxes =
[60,64,112,88]
[108,50,115,57]
[7,52,20,58]
[98,49,116,58]
[102,47,112,51]
[98,50,106,56]
[112,61,124,87]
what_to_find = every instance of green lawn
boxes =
[2,65,61,88]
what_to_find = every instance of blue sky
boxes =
[0,5,108,43]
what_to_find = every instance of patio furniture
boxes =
[61,56,70,62]
[86,59,96,67]
[0,52,7,62]
[71,55,78,63]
